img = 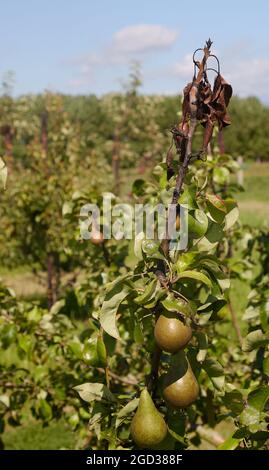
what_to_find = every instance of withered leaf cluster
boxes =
[172,41,233,162]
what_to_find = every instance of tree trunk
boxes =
[47,253,59,309]
[138,152,151,174]
[237,156,244,186]
[41,111,48,155]
[112,129,120,195]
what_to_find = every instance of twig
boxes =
[0,381,33,389]
[102,243,111,267]
[146,345,162,395]
[97,368,139,387]
[105,366,110,388]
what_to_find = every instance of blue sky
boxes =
[1,0,269,100]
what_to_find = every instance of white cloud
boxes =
[173,53,193,78]
[226,58,269,99]
[112,24,178,55]
[67,24,179,89]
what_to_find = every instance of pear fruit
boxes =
[176,214,181,231]
[130,388,167,448]
[91,227,104,245]
[162,350,199,408]
[154,312,192,353]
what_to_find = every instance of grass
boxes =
[236,161,269,227]
[2,419,76,450]
[0,270,47,299]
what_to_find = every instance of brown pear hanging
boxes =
[162,350,199,408]
[154,312,192,353]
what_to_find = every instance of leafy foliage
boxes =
[0,63,268,450]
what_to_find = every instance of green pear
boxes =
[154,312,192,353]
[188,210,208,238]
[130,388,167,448]
[162,351,199,408]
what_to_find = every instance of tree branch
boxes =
[98,368,139,387]
[149,40,212,394]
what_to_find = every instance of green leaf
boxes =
[133,322,144,344]
[263,356,269,375]
[100,281,130,339]
[68,339,83,359]
[179,186,198,209]
[143,286,165,308]
[167,427,186,444]
[176,252,196,272]
[38,399,53,421]
[188,210,208,239]
[248,386,269,411]
[197,236,218,252]
[97,337,107,366]
[213,167,230,186]
[217,434,240,450]
[240,388,269,433]
[161,293,193,316]
[206,193,227,224]
[103,333,116,357]
[240,406,260,430]
[159,170,168,190]
[176,270,212,289]
[50,299,65,315]
[1,323,17,348]
[198,299,227,319]
[223,390,244,414]
[224,204,239,230]
[216,276,230,291]
[134,232,145,260]
[196,332,208,363]
[205,221,225,243]
[206,193,227,212]
[68,413,80,429]
[18,334,33,354]
[202,359,225,391]
[116,398,139,428]
[159,188,173,205]
[134,279,157,305]
[62,201,74,216]
[0,157,7,189]
[0,395,10,408]
[260,300,269,335]
[153,163,165,177]
[132,179,146,196]
[242,329,269,352]
[72,190,82,200]
[74,382,116,403]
